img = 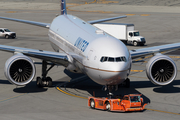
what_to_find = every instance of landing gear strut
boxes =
[124,78,130,88]
[36,60,54,87]
[106,78,130,98]
[107,85,114,98]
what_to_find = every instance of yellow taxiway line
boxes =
[0,93,27,103]
[145,108,180,115]
[56,87,88,99]
[131,70,143,72]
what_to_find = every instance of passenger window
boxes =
[108,57,114,62]
[116,57,121,62]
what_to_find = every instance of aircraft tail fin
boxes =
[61,0,67,15]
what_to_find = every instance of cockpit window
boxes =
[100,56,127,62]
[104,57,108,62]
[121,57,127,62]
[100,57,104,62]
[108,57,114,62]
[100,57,108,62]
[116,57,122,62]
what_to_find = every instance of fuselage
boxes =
[48,14,131,85]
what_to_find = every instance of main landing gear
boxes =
[36,60,55,88]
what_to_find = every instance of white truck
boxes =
[0,28,16,39]
[93,23,146,46]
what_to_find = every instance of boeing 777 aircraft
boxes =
[0,0,180,94]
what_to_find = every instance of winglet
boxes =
[61,0,67,15]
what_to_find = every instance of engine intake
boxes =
[146,54,177,85]
[4,53,36,86]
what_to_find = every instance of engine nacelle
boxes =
[4,53,36,86]
[146,54,177,85]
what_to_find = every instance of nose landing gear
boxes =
[107,85,114,98]
[123,78,130,88]
[106,78,130,98]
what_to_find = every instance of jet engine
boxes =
[4,53,36,86]
[146,53,177,85]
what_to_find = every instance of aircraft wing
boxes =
[130,43,180,59]
[0,16,50,28]
[88,15,127,24]
[0,45,69,66]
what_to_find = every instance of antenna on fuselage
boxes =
[60,0,67,15]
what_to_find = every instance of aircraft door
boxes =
[87,49,99,68]
[87,49,93,61]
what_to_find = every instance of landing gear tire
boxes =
[106,102,111,111]
[36,77,43,88]
[90,99,95,109]
[46,77,52,87]
[36,60,55,88]
[36,76,52,87]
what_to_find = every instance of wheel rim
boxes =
[46,77,52,87]
[134,42,137,46]
[90,100,95,108]
[106,103,110,110]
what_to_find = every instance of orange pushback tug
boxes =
[88,94,147,112]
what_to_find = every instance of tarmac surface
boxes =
[1,0,180,120]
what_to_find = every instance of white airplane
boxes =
[0,0,180,94]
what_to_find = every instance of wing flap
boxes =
[0,16,50,28]
[130,43,180,59]
[0,45,69,66]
